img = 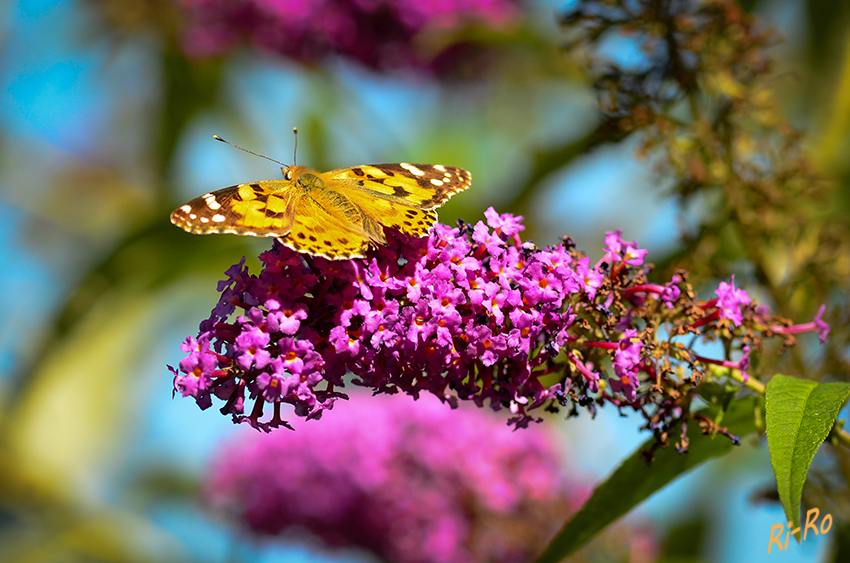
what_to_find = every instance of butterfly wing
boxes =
[278,193,375,260]
[170,180,296,236]
[325,163,471,237]
[171,162,471,258]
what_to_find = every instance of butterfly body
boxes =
[171,162,471,259]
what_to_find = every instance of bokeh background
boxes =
[2,0,849,561]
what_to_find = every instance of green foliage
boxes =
[535,397,760,562]
[765,374,850,533]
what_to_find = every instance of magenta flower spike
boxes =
[170,208,827,450]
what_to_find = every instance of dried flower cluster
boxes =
[560,0,843,339]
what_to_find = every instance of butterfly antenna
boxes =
[213,135,289,168]
[292,127,298,167]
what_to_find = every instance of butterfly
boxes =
[171,143,471,260]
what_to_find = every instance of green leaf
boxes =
[765,374,850,533]
[535,397,759,563]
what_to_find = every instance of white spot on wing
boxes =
[181,204,192,213]
[200,217,209,223]
[212,214,226,222]
[189,213,197,219]
[400,163,425,176]
[434,165,446,172]
[430,178,444,186]
[208,200,221,210]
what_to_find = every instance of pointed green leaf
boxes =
[535,397,759,563]
[765,374,850,532]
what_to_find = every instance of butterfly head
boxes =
[284,166,324,189]
[282,165,300,180]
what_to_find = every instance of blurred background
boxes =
[2,0,849,561]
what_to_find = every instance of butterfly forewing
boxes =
[328,164,471,209]
[170,180,296,237]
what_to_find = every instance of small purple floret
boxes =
[715,275,751,327]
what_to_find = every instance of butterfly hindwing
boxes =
[170,180,296,236]
[279,193,375,259]
[336,187,439,237]
[324,163,469,238]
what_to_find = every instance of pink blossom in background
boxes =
[205,394,579,563]
[180,0,521,73]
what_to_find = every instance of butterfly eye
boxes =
[283,168,293,180]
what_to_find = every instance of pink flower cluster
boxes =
[170,207,829,441]
[173,208,612,429]
[180,0,520,72]
[205,394,581,563]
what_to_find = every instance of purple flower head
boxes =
[171,334,215,404]
[218,256,247,291]
[329,325,361,356]
[171,210,617,429]
[472,220,505,256]
[576,257,604,300]
[610,329,642,401]
[480,282,520,325]
[602,230,647,267]
[622,244,647,267]
[428,281,466,318]
[488,247,524,290]
[171,207,816,445]
[468,325,507,366]
[255,369,289,402]
[661,275,681,307]
[485,206,525,238]
[536,247,573,277]
[204,394,577,563]
[603,229,625,257]
[518,262,563,306]
[234,325,271,370]
[267,302,309,334]
[603,230,647,267]
[715,275,750,327]
[507,308,538,355]
[178,335,217,376]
